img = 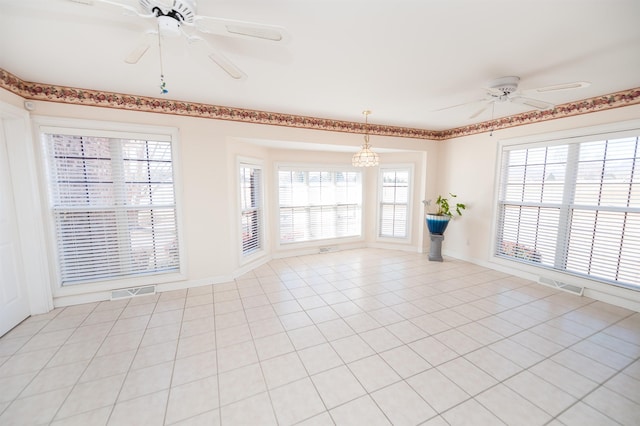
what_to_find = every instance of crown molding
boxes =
[1,68,639,140]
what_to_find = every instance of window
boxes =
[42,131,180,285]
[378,167,411,239]
[239,163,263,256]
[278,168,362,244]
[496,132,640,290]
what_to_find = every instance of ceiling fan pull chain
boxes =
[158,23,168,94]
[490,101,495,136]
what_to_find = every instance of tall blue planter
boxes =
[426,214,451,235]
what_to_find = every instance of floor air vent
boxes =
[539,277,584,296]
[319,246,338,254]
[111,285,156,300]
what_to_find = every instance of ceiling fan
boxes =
[69,0,288,80]
[435,76,591,119]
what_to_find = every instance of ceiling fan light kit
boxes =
[352,110,380,168]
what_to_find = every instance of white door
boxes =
[0,119,30,336]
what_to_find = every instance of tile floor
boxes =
[1,248,639,425]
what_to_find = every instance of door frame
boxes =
[0,99,52,317]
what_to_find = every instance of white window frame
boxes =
[491,119,640,292]
[238,158,265,263]
[33,117,185,297]
[276,163,364,248]
[377,164,413,242]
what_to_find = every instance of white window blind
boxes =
[240,164,263,256]
[43,133,180,285]
[379,168,410,238]
[496,135,640,290]
[278,169,362,244]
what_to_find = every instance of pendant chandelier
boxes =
[352,110,380,167]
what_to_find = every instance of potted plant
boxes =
[425,193,466,235]
[424,193,466,262]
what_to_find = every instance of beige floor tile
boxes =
[172,350,217,387]
[0,386,71,426]
[330,334,375,363]
[132,339,178,370]
[311,365,366,409]
[2,249,640,426]
[316,318,355,341]
[504,370,576,416]
[359,327,404,353]
[218,363,266,406]
[165,376,219,424]
[330,395,391,425]
[408,368,469,413]
[556,401,619,426]
[118,361,173,401]
[176,332,214,359]
[287,325,327,350]
[108,315,151,336]
[298,342,344,375]
[50,406,112,426]
[48,339,103,367]
[583,386,640,425]
[79,350,135,383]
[21,360,87,397]
[0,347,58,377]
[380,345,431,378]
[260,351,307,389]
[476,384,552,426]
[443,398,506,426]
[0,371,37,402]
[217,340,258,373]
[530,359,598,398]
[220,392,277,425]
[169,409,220,426]
[348,354,401,392]
[180,316,215,338]
[438,357,498,396]
[269,377,326,425]
[56,374,125,420]
[409,336,458,367]
[464,347,522,381]
[140,322,181,347]
[108,390,168,425]
[371,380,437,425]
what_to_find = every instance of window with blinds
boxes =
[240,164,263,256]
[278,168,362,244]
[42,133,180,285]
[379,168,410,238]
[496,134,639,290]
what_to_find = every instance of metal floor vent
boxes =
[319,245,338,254]
[539,277,584,296]
[111,285,156,300]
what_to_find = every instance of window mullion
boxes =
[555,143,579,269]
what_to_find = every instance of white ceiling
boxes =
[1,0,639,131]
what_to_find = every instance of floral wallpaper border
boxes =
[1,68,639,140]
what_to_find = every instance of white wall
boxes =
[0,88,439,306]
[3,86,639,310]
[437,104,640,310]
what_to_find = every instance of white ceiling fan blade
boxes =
[124,31,156,64]
[185,34,247,79]
[527,81,591,93]
[469,102,493,119]
[208,51,247,80]
[68,0,153,18]
[432,98,486,113]
[193,16,286,42]
[511,96,554,110]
